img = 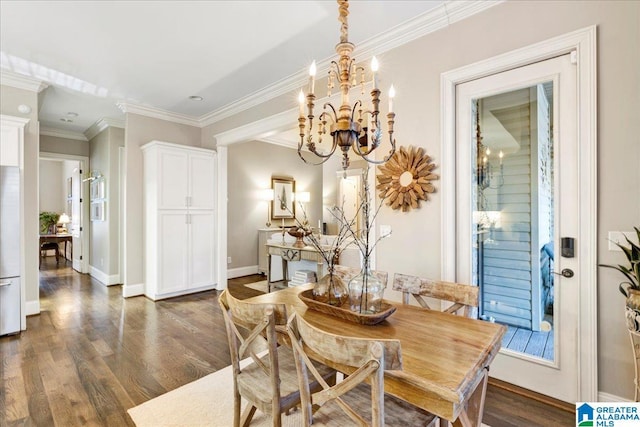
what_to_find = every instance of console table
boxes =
[265,242,323,291]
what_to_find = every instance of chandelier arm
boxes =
[297,137,339,164]
[354,136,397,165]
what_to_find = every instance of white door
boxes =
[158,150,188,210]
[71,162,83,272]
[158,211,189,295]
[188,211,216,288]
[455,54,579,402]
[188,153,215,209]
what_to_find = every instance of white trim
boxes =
[39,152,90,274]
[441,26,597,401]
[117,102,201,127]
[25,300,40,317]
[89,265,120,286]
[598,391,632,403]
[40,126,88,141]
[216,146,228,291]
[84,118,125,141]
[199,0,503,127]
[122,283,144,298]
[0,70,49,92]
[0,114,30,127]
[257,136,298,150]
[228,265,259,279]
[214,109,295,147]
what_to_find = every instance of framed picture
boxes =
[90,177,106,201]
[90,201,105,221]
[271,177,295,219]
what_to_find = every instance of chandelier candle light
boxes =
[297,0,397,172]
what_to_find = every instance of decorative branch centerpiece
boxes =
[285,201,356,306]
[336,167,391,314]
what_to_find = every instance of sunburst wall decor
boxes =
[376,146,438,212]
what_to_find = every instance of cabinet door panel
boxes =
[188,154,215,209]
[159,212,188,294]
[189,211,215,288]
[159,150,188,209]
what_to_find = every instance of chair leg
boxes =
[240,404,257,427]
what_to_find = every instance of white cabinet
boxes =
[142,141,217,301]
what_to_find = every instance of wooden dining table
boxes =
[246,284,506,427]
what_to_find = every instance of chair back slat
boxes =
[287,312,402,427]
[392,273,479,317]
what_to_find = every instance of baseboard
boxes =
[89,266,121,286]
[488,377,574,412]
[598,391,632,402]
[123,283,145,298]
[227,265,258,279]
[25,300,40,316]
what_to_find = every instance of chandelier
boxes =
[475,100,504,190]
[297,0,396,172]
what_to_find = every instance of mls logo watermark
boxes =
[577,402,640,427]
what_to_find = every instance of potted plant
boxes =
[39,211,60,234]
[600,227,640,331]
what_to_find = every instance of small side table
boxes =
[629,330,640,401]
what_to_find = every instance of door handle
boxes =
[554,268,574,278]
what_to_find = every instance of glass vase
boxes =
[348,265,385,314]
[313,267,347,307]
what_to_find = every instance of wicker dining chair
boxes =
[286,311,438,427]
[218,290,334,427]
[392,273,479,317]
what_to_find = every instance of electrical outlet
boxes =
[608,231,634,251]
[380,225,392,237]
[227,257,232,264]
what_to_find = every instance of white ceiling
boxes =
[0,1,473,137]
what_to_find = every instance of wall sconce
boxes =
[260,189,275,227]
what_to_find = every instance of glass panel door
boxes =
[472,83,555,361]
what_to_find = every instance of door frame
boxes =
[39,152,90,275]
[441,26,597,401]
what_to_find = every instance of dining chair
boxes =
[218,290,335,427]
[392,273,479,317]
[40,241,60,266]
[286,311,438,427]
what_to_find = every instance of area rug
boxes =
[244,280,269,293]
[128,358,491,427]
[127,357,302,427]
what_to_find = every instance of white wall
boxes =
[201,1,640,400]
[38,159,64,214]
[227,140,322,270]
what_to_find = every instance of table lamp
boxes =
[260,189,274,227]
[58,213,70,233]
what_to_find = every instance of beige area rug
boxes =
[128,357,302,427]
[244,280,269,293]
[128,357,491,427]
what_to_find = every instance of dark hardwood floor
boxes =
[0,259,574,426]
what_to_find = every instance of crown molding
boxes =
[40,126,88,141]
[118,101,201,128]
[257,136,298,150]
[84,117,125,140]
[200,0,502,127]
[0,70,49,93]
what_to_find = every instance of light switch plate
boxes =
[608,231,634,251]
